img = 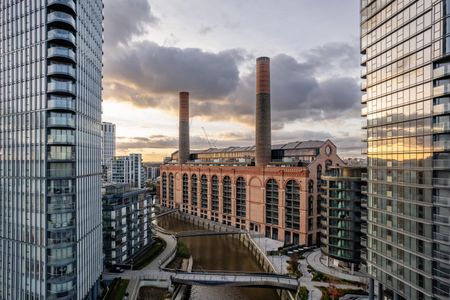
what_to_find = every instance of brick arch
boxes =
[249,176,262,187]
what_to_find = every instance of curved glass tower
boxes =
[0,0,103,299]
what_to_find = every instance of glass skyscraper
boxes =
[0,1,103,299]
[361,0,450,299]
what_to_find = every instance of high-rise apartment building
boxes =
[0,1,103,299]
[102,122,116,163]
[361,0,450,299]
[110,154,144,188]
[101,122,116,182]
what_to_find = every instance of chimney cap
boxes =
[256,56,270,62]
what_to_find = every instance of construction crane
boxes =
[201,126,216,148]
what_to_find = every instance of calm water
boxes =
[154,215,280,300]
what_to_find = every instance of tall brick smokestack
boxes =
[255,57,271,167]
[179,91,190,164]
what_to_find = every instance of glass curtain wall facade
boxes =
[0,0,103,299]
[361,0,450,299]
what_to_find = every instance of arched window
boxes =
[308,195,314,217]
[285,180,300,230]
[325,159,332,171]
[265,179,279,225]
[191,174,198,207]
[317,164,322,179]
[201,175,208,208]
[211,176,219,211]
[182,174,188,205]
[223,176,232,214]
[169,173,174,203]
[308,179,314,194]
[236,177,246,218]
[161,172,167,203]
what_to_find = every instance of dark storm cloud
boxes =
[103,0,157,47]
[104,42,244,100]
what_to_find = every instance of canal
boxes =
[141,215,280,300]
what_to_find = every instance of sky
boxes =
[102,0,362,162]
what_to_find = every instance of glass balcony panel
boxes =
[47,81,75,95]
[434,196,450,206]
[48,29,76,44]
[433,84,450,97]
[434,141,450,152]
[48,167,74,178]
[48,47,76,62]
[48,64,76,78]
[48,130,75,144]
[434,65,450,79]
[48,97,75,111]
[47,11,76,28]
[47,0,76,12]
[433,122,450,133]
[47,115,75,128]
[433,178,450,187]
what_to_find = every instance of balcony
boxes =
[360,236,367,247]
[48,218,75,230]
[48,168,75,178]
[47,81,75,95]
[361,185,368,194]
[434,232,450,243]
[361,93,368,104]
[48,151,75,161]
[361,67,367,78]
[433,195,450,206]
[433,84,450,97]
[434,140,450,152]
[361,79,367,90]
[434,103,450,116]
[48,47,76,62]
[433,178,450,187]
[47,289,76,300]
[47,202,75,214]
[47,0,76,13]
[47,116,75,128]
[361,120,368,129]
[433,122,450,134]
[361,173,368,181]
[47,133,75,145]
[434,213,450,224]
[48,29,76,45]
[433,159,450,169]
[434,65,450,79]
[48,272,76,284]
[47,11,76,28]
[361,148,368,155]
[48,64,76,78]
[48,98,75,111]
[361,106,368,117]
[361,132,368,142]
[361,54,367,66]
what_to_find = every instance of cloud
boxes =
[103,0,157,47]
[103,35,361,130]
[104,42,245,101]
[198,26,213,35]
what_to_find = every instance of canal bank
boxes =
[143,211,296,300]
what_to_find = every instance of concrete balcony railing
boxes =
[47,11,76,28]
